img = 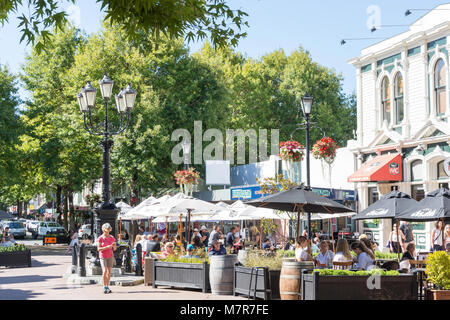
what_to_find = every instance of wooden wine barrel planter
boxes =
[279,259,314,300]
[209,254,237,295]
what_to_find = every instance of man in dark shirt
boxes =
[200,225,209,247]
[147,234,161,252]
[226,226,236,247]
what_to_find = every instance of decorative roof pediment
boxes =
[368,127,402,148]
[411,120,450,140]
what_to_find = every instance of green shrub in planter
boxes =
[161,255,210,264]
[375,251,399,260]
[0,244,27,253]
[425,251,450,290]
[313,269,400,276]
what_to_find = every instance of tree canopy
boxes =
[0,0,248,52]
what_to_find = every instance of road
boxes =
[0,244,246,300]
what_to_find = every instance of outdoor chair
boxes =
[332,261,353,270]
[409,260,427,269]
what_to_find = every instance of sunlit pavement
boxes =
[0,246,245,300]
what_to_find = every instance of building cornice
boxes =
[348,22,450,67]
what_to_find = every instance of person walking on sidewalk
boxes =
[97,223,116,294]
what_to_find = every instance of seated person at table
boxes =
[401,243,416,261]
[232,237,242,254]
[295,236,312,262]
[351,241,375,270]
[262,238,273,250]
[183,244,199,259]
[192,235,204,249]
[147,234,161,253]
[208,239,227,256]
[333,239,353,268]
[359,236,376,255]
[160,242,176,258]
[315,240,334,268]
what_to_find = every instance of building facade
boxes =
[348,5,450,251]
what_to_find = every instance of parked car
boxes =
[2,221,26,239]
[37,221,67,238]
[28,220,40,234]
[78,224,92,239]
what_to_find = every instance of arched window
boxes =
[411,160,423,181]
[434,59,447,115]
[394,73,404,124]
[381,76,391,125]
[437,160,446,180]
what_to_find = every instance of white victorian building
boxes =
[348,4,450,251]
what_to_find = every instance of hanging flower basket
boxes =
[312,137,339,165]
[279,141,304,183]
[174,167,200,196]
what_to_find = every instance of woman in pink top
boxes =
[97,223,116,294]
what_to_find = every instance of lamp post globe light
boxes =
[77,74,137,240]
[300,92,313,239]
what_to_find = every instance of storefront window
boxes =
[381,76,391,125]
[363,219,380,229]
[394,72,404,124]
[434,59,447,115]
[437,160,446,180]
[411,184,425,201]
[368,187,379,205]
[410,160,423,181]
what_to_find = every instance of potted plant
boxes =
[234,250,288,300]
[174,167,200,196]
[302,269,418,300]
[152,250,210,293]
[311,137,339,164]
[0,244,32,267]
[424,251,450,300]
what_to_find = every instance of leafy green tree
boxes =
[66,24,230,202]
[20,25,101,229]
[0,0,248,52]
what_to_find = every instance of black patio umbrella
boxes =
[352,190,419,261]
[397,188,450,222]
[246,186,354,240]
[352,191,418,221]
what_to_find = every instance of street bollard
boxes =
[78,243,86,277]
[123,246,132,273]
[71,243,78,274]
[135,243,143,276]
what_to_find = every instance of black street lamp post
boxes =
[300,92,313,239]
[77,74,137,240]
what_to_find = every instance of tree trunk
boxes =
[130,168,139,206]
[23,201,28,217]
[17,201,22,218]
[63,189,69,231]
[69,192,75,233]
[56,185,62,221]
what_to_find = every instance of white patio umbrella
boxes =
[121,196,158,220]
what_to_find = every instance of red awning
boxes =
[348,153,402,182]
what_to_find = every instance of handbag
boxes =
[385,240,390,248]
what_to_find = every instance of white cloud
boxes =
[66,4,81,27]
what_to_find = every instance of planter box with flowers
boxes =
[152,256,210,293]
[279,140,304,183]
[301,269,418,300]
[0,244,32,267]
[174,167,200,196]
[424,251,450,300]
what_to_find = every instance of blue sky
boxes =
[1,0,448,100]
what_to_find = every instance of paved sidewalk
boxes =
[0,247,246,300]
